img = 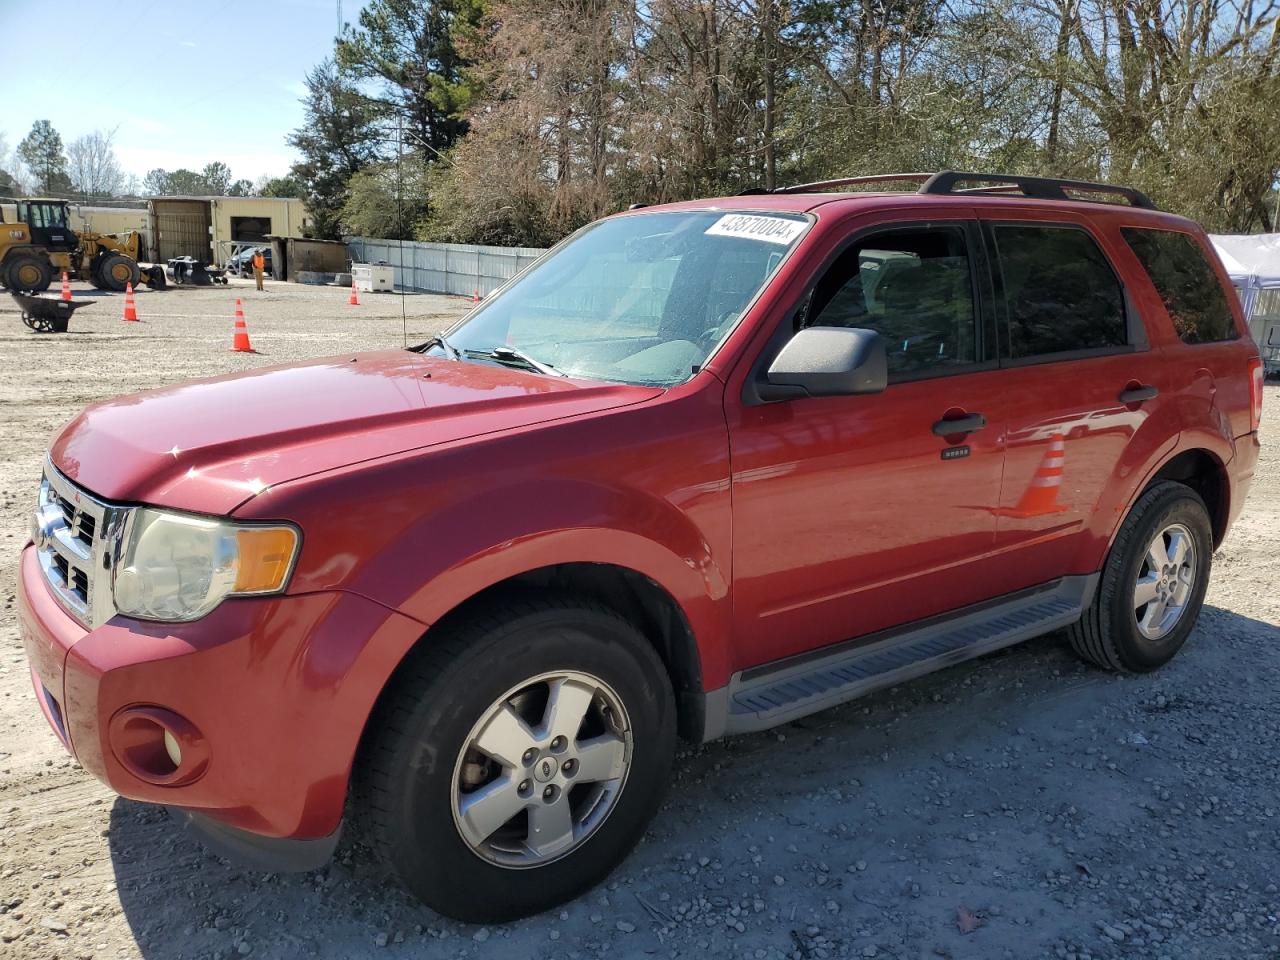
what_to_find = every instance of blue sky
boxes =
[0,0,372,183]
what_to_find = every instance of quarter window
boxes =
[992,225,1127,358]
[800,225,979,376]
[1121,227,1237,343]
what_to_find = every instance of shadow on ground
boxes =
[109,605,1280,959]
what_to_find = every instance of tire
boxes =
[359,594,676,922]
[4,253,52,292]
[88,259,108,289]
[97,252,141,292]
[1068,481,1213,672]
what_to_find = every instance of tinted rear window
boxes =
[1121,228,1237,343]
[992,225,1127,359]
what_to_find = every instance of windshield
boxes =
[439,211,808,385]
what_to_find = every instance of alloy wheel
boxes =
[450,671,632,868]
[1133,522,1197,640]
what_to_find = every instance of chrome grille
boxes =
[50,553,89,604]
[50,488,97,546]
[33,462,123,628]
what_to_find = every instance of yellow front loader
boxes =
[0,198,165,292]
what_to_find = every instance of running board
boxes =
[705,575,1096,738]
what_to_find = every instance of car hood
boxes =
[50,351,661,514]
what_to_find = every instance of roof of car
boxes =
[625,171,1197,230]
[635,191,1196,233]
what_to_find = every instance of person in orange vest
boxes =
[252,249,266,292]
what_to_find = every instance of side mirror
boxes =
[758,326,888,401]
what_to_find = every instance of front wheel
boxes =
[1068,481,1213,672]
[98,253,141,292]
[359,595,676,921]
[88,257,109,289]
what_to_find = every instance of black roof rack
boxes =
[769,173,933,194]
[920,171,1157,209]
[761,170,1158,210]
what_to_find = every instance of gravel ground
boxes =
[1,278,1277,960]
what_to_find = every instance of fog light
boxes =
[108,706,208,786]
[163,729,182,768]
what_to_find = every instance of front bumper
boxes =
[18,543,425,849]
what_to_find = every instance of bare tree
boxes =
[354,0,1280,242]
[66,128,125,198]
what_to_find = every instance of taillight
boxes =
[1248,357,1264,431]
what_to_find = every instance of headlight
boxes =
[112,508,299,622]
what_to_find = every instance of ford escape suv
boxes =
[19,172,1263,921]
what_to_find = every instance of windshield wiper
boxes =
[410,333,461,360]
[483,344,566,377]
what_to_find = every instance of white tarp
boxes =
[1209,233,1280,321]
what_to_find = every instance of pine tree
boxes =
[17,120,70,194]
[288,58,382,238]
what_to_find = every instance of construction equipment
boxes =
[0,198,166,293]
[167,256,228,285]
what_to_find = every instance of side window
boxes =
[992,224,1127,358]
[801,225,979,376]
[1121,227,1237,343]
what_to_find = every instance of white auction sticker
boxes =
[704,214,807,245]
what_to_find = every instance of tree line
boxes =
[0,122,302,201]
[289,0,1280,246]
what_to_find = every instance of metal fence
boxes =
[346,237,548,297]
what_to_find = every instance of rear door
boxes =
[1121,225,1260,442]
[979,214,1177,589]
[726,212,1011,668]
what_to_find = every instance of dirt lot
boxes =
[1,278,1277,960]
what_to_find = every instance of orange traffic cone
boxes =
[471,288,481,304]
[122,282,139,322]
[60,272,71,301]
[231,299,256,353]
[349,280,359,305]
[995,434,1068,518]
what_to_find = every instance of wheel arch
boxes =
[0,244,50,264]
[1142,447,1229,548]
[357,561,708,762]
[1085,442,1232,574]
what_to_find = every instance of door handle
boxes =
[932,412,987,436]
[1118,385,1159,404]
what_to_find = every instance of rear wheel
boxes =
[359,595,676,921]
[1068,481,1213,672]
[97,253,141,292]
[4,253,52,292]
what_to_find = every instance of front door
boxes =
[726,215,1010,669]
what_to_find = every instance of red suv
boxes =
[19,172,1263,921]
